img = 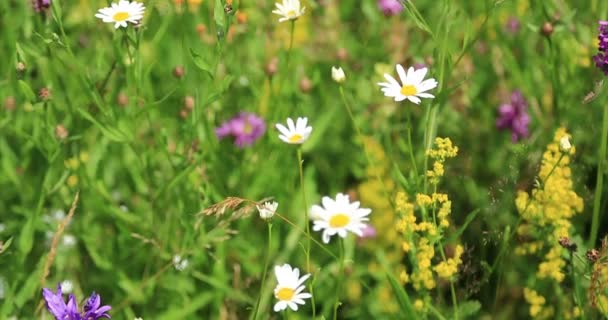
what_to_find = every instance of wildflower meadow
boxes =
[3,0,608,319]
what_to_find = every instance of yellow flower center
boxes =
[400,85,418,96]
[113,12,130,21]
[286,10,296,18]
[243,122,252,134]
[288,134,302,143]
[329,213,350,228]
[275,287,295,301]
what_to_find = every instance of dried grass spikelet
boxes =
[194,197,273,231]
[36,191,80,315]
[589,237,608,309]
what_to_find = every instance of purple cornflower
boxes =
[496,90,530,142]
[32,0,51,12]
[378,0,403,16]
[215,112,266,148]
[593,21,608,75]
[42,284,111,320]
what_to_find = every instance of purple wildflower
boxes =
[593,21,608,75]
[505,16,520,34]
[32,0,51,12]
[378,0,403,16]
[42,284,111,320]
[496,90,530,142]
[215,112,266,148]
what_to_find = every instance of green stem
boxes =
[589,101,608,247]
[339,86,394,208]
[333,239,345,320]
[569,251,585,319]
[286,20,295,70]
[252,222,273,320]
[297,148,315,316]
[405,109,419,177]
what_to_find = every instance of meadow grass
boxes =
[2,0,608,319]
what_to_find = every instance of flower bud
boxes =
[173,66,185,79]
[541,22,554,36]
[331,66,346,83]
[55,125,69,140]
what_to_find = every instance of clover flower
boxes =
[32,0,51,12]
[311,193,371,243]
[378,0,403,16]
[496,90,530,142]
[216,112,266,148]
[273,264,312,312]
[593,21,608,75]
[95,0,145,29]
[42,284,111,320]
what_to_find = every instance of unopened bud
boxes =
[184,96,195,110]
[336,48,349,61]
[55,125,69,140]
[331,66,346,83]
[265,57,279,77]
[4,96,16,111]
[39,87,51,101]
[299,77,312,93]
[173,66,185,79]
[16,62,26,73]
[541,22,554,36]
[117,93,129,107]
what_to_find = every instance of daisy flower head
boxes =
[276,117,312,144]
[257,201,278,220]
[273,264,312,312]
[95,0,145,29]
[272,0,305,23]
[378,64,438,104]
[311,193,372,243]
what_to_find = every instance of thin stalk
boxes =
[339,86,394,208]
[252,222,273,320]
[286,20,295,70]
[297,148,315,316]
[569,251,586,319]
[405,109,419,176]
[333,239,345,320]
[589,100,608,247]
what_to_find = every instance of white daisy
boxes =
[377,64,438,104]
[311,193,371,243]
[95,0,145,29]
[276,117,312,144]
[272,0,305,23]
[257,201,278,220]
[331,66,346,83]
[273,264,312,312]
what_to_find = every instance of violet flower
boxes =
[378,0,403,16]
[33,0,51,12]
[42,284,111,320]
[593,21,608,75]
[496,90,530,142]
[215,112,266,148]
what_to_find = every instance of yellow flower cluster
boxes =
[523,288,553,319]
[426,137,458,185]
[64,151,89,188]
[515,128,583,283]
[396,137,463,295]
[434,245,464,279]
[356,137,399,313]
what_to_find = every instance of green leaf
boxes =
[458,300,482,318]
[18,216,35,257]
[0,237,13,254]
[376,251,416,319]
[214,0,226,33]
[189,48,214,78]
[77,109,131,143]
[18,80,36,102]
[157,293,213,318]
[82,235,114,270]
[447,209,479,243]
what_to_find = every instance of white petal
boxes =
[286,118,296,131]
[411,67,428,85]
[396,64,407,84]
[406,96,421,104]
[417,78,438,92]
[275,123,290,136]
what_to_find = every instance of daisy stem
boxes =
[339,86,394,206]
[297,148,316,316]
[286,20,295,70]
[589,99,608,248]
[333,239,345,320]
[405,109,419,177]
[252,222,273,320]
